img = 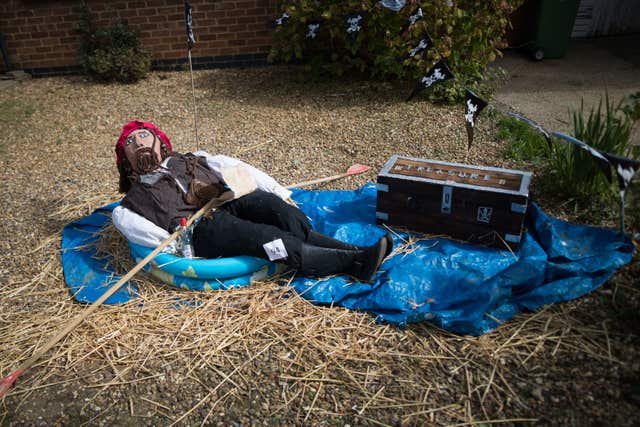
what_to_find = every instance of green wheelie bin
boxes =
[528,0,580,60]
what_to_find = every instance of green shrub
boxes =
[76,4,151,83]
[498,114,550,164]
[543,93,640,205]
[269,0,523,102]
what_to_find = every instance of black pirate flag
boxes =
[506,111,553,151]
[551,132,613,183]
[601,152,640,199]
[306,21,322,39]
[600,151,640,231]
[464,89,487,149]
[184,1,195,50]
[408,5,423,26]
[406,32,432,59]
[406,59,454,101]
[401,4,423,32]
[274,11,290,27]
[345,13,366,40]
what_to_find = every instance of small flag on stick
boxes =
[185,1,195,50]
[184,1,198,149]
[464,89,487,149]
[601,152,640,197]
[601,151,640,232]
[406,59,454,101]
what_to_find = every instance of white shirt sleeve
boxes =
[112,205,177,254]
[194,151,292,200]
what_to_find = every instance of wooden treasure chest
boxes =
[376,155,532,250]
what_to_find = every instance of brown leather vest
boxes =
[121,153,227,232]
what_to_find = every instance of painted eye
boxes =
[125,135,135,146]
[138,130,149,138]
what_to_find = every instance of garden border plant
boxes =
[499,92,640,228]
[75,1,151,83]
[269,0,524,102]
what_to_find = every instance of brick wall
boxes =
[0,0,278,76]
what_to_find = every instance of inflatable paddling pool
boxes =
[127,241,283,291]
[61,185,634,335]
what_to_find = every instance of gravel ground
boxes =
[0,66,638,426]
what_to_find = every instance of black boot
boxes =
[298,236,388,282]
[382,233,394,258]
[308,230,394,259]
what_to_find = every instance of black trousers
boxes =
[192,190,312,268]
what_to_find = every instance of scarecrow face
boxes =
[123,129,163,174]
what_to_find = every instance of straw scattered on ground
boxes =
[0,67,638,426]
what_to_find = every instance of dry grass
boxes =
[1,222,620,425]
[0,67,637,426]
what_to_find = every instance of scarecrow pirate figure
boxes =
[112,121,391,282]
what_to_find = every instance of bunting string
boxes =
[271,3,638,233]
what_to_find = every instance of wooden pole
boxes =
[0,164,372,398]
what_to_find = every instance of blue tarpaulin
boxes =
[61,184,634,335]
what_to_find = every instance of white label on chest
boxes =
[263,239,288,261]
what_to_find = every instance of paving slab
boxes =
[493,34,640,145]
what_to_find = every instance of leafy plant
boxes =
[543,93,640,205]
[76,3,151,83]
[269,0,523,102]
[498,114,549,164]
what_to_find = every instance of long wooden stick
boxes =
[0,195,215,398]
[0,163,371,398]
[287,164,371,188]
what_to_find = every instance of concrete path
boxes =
[493,34,640,145]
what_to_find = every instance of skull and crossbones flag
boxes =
[506,111,553,151]
[401,4,423,32]
[600,152,640,200]
[306,21,322,39]
[408,5,424,26]
[406,32,432,59]
[184,1,195,50]
[406,59,454,101]
[274,11,290,27]
[551,132,613,183]
[600,151,640,231]
[464,89,487,149]
[345,13,366,40]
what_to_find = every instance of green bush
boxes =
[543,93,640,204]
[498,114,550,164]
[497,93,640,227]
[76,5,151,83]
[269,0,523,102]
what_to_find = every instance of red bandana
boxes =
[115,120,172,165]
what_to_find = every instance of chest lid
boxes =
[378,155,532,197]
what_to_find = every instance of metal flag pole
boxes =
[620,192,626,233]
[185,1,199,151]
[188,49,199,151]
